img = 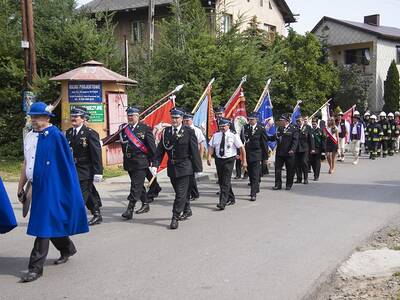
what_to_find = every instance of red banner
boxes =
[142,98,175,172]
[343,105,356,125]
[225,87,248,133]
[206,89,218,140]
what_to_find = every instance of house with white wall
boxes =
[312,14,400,111]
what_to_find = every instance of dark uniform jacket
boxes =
[154,125,202,178]
[367,123,383,142]
[311,127,325,153]
[272,124,299,157]
[119,122,157,171]
[379,119,391,140]
[240,123,269,163]
[66,125,103,181]
[297,124,315,153]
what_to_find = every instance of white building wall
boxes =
[217,0,287,35]
[376,39,400,111]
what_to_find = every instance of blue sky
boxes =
[286,0,400,33]
[77,0,400,34]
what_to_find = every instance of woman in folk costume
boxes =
[324,117,340,174]
[17,102,89,282]
[0,176,17,234]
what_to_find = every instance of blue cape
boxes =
[0,177,17,234]
[28,125,89,238]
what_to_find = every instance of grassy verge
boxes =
[0,159,125,181]
[0,159,23,182]
[103,166,126,178]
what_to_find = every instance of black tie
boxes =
[73,128,77,137]
[173,128,178,136]
[219,132,225,157]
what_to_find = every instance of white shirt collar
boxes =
[172,124,182,132]
[73,124,84,134]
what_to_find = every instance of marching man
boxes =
[208,117,247,209]
[17,102,89,282]
[349,111,365,165]
[66,107,103,225]
[153,108,202,229]
[0,176,17,234]
[119,107,157,220]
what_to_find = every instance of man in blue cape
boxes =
[17,102,89,282]
[0,176,17,234]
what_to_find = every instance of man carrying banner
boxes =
[208,118,247,209]
[119,107,157,220]
[310,118,325,181]
[349,111,365,165]
[66,107,103,226]
[153,108,202,229]
[294,116,315,184]
[240,112,268,201]
[271,115,299,190]
[17,102,88,282]
[336,111,349,162]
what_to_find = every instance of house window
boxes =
[222,14,233,33]
[131,21,145,44]
[264,23,276,33]
[397,46,400,64]
[345,48,370,65]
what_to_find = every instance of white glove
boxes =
[149,167,158,177]
[195,172,203,178]
[93,174,103,182]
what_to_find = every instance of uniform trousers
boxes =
[79,180,101,214]
[28,237,76,274]
[215,157,236,206]
[274,155,295,188]
[127,169,147,205]
[171,176,190,218]
[309,152,321,179]
[248,160,261,196]
[295,151,309,181]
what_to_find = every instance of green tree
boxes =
[0,0,25,158]
[383,60,400,112]
[266,29,339,115]
[0,0,123,158]
[334,64,373,112]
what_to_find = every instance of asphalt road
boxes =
[1,154,400,300]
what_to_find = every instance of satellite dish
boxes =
[364,49,371,62]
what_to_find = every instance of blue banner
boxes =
[256,91,276,150]
[68,81,102,103]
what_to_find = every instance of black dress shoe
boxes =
[21,272,42,283]
[226,200,235,206]
[121,208,134,220]
[88,214,102,226]
[313,177,319,181]
[250,196,256,201]
[303,179,309,184]
[285,186,292,190]
[54,256,69,265]
[170,218,179,229]
[216,204,225,210]
[272,186,282,190]
[135,203,150,214]
[295,180,302,184]
[234,176,241,179]
[179,210,193,221]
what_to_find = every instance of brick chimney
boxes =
[364,14,380,26]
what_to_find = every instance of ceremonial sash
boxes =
[124,126,149,155]
[324,127,338,145]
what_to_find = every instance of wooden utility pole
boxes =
[20,0,30,87]
[21,0,37,85]
[148,0,155,56]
